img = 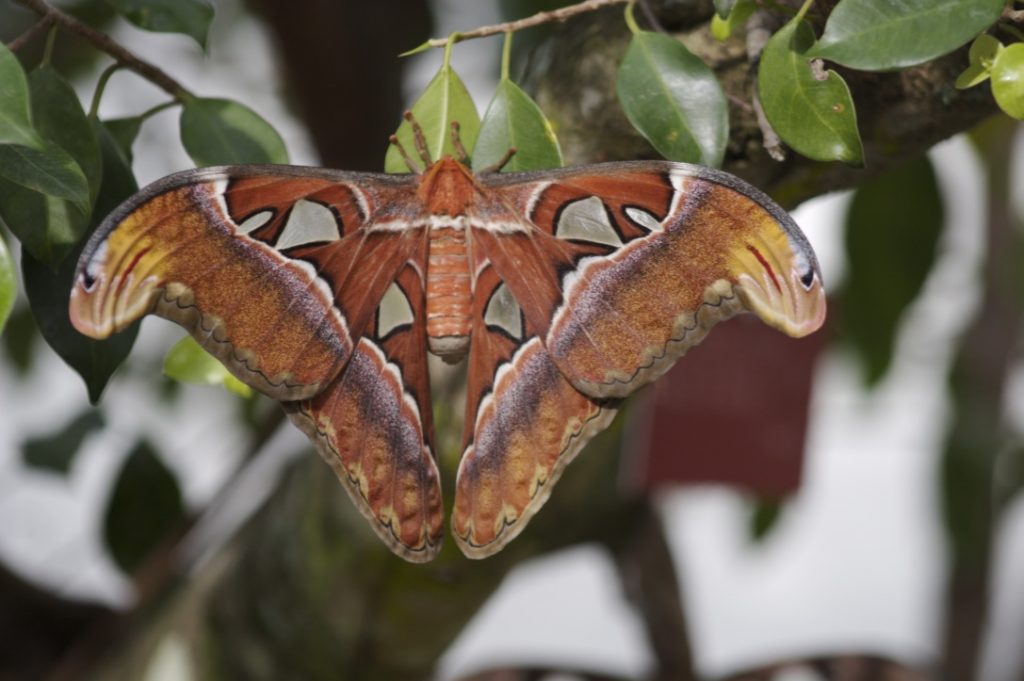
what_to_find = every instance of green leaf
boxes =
[22,244,139,403]
[0,181,87,265]
[472,79,562,173]
[991,43,1024,120]
[0,142,91,213]
[105,0,214,49]
[22,409,105,474]
[103,115,143,162]
[808,0,1004,71]
[384,65,480,173]
[955,35,1003,91]
[617,30,728,167]
[758,18,863,165]
[0,66,104,265]
[91,118,140,218]
[103,440,185,574]
[841,156,943,386]
[955,62,991,89]
[0,232,14,333]
[0,43,43,149]
[29,66,103,206]
[970,33,1003,65]
[163,335,252,397]
[711,0,756,41]
[180,97,288,166]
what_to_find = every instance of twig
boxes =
[6,13,54,51]
[747,10,785,161]
[422,0,631,49]
[12,0,191,99]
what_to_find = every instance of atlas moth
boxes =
[70,116,825,562]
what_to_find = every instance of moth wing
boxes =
[476,161,826,399]
[286,260,444,561]
[451,262,617,558]
[70,165,416,401]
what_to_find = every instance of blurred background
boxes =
[0,1,1022,680]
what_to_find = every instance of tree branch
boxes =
[11,0,191,99]
[420,0,631,49]
[6,14,54,51]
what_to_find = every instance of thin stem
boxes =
[500,31,512,81]
[41,24,57,65]
[624,1,641,34]
[89,62,121,118]
[422,0,631,49]
[999,22,1024,41]
[794,0,815,22]
[442,31,459,69]
[139,100,179,121]
[12,0,192,99]
[6,14,54,51]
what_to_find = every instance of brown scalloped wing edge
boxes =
[284,338,444,562]
[452,338,619,558]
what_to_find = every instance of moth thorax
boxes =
[426,224,472,362]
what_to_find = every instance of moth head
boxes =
[731,229,826,338]
[69,230,162,339]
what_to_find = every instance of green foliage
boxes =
[29,66,103,205]
[22,409,105,474]
[758,17,863,165]
[163,335,252,397]
[104,115,144,161]
[0,66,101,267]
[91,118,140,218]
[0,143,91,217]
[711,0,755,41]
[617,26,728,167]
[991,44,1024,120]
[180,97,288,166]
[103,440,185,574]
[808,0,1004,71]
[956,35,1024,122]
[473,77,562,172]
[105,0,214,49]
[956,34,1004,89]
[385,59,480,173]
[0,232,14,333]
[0,43,44,148]
[0,64,103,266]
[840,156,944,386]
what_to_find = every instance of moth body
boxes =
[425,222,472,360]
[419,157,482,361]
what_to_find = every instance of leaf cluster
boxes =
[0,0,286,403]
[1,0,280,576]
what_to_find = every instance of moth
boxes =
[69,150,825,562]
